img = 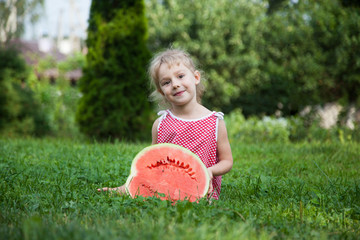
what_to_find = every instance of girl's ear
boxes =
[194,70,201,85]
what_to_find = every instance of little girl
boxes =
[99,48,233,200]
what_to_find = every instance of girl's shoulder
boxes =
[214,112,224,120]
[195,105,224,120]
[157,110,169,117]
[157,108,224,121]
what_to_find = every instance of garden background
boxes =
[1,0,360,239]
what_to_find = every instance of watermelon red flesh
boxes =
[125,143,210,202]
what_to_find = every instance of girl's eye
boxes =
[179,74,185,79]
[162,81,170,86]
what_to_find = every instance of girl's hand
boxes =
[207,168,214,198]
[97,185,126,195]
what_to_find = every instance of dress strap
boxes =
[214,112,224,142]
[156,110,169,132]
[214,112,224,120]
[157,110,169,123]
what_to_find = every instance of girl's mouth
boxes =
[173,91,185,96]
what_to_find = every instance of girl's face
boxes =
[157,62,200,107]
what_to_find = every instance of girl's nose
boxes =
[172,79,180,88]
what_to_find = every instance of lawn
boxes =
[1,138,359,239]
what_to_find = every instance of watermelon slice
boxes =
[125,143,210,202]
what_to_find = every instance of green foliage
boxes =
[77,0,153,141]
[226,109,290,144]
[146,0,360,116]
[225,109,360,144]
[0,46,84,138]
[259,0,360,113]
[267,0,288,15]
[0,46,50,136]
[289,118,360,144]
[3,83,52,137]
[147,0,266,110]
[0,47,26,129]
[236,1,326,115]
[310,0,360,105]
[57,53,85,73]
[36,55,57,72]
[26,74,83,139]
[1,138,359,239]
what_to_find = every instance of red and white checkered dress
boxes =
[156,110,224,200]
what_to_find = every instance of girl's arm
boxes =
[151,118,160,145]
[97,185,126,194]
[208,120,233,177]
[98,118,160,194]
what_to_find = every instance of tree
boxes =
[235,0,326,115]
[0,46,27,130]
[0,0,44,43]
[267,0,288,15]
[146,0,266,110]
[76,0,153,141]
[0,46,50,136]
[147,0,360,116]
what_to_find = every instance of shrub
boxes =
[0,48,84,138]
[28,74,82,139]
[0,46,50,137]
[226,109,290,144]
[288,115,360,143]
[0,47,26,130]
[146,0,265,111]
[146,0,360,116]
[225,109,360,144]
[76,0,153,141]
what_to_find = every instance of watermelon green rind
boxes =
[125,143,210,201]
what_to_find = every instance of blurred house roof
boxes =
[9,39,67,65]
[65,69,82,80]
[7,39,82,81]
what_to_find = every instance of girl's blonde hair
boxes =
[148,48,205,108]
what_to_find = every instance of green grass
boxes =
[1,138,359,239]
